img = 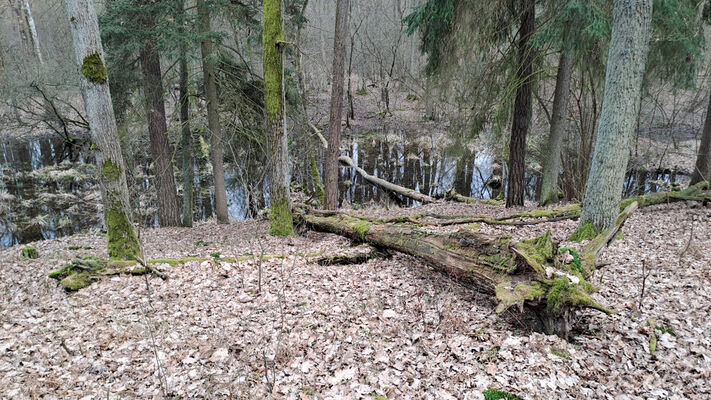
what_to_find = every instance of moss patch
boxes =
[495,281,545,313]
[101,160,121,182]
[106,204,141,260]
[269,196,294,236]
[557,247,583,276]
[569,221,598,242]
[21,246,39,259]
[352,220,372,240]
[514,231,554,274]
[309,154,325,204]
[81,53,108,84]
[483,389,522,400]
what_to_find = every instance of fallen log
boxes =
[445,188,503,206]
[338,155,436,204]
[296,202,639,338]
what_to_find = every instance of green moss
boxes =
[550,347,571,359]
[21,246,39,259]
[210,252,221,259]
[101,160,121,182]
[105,204,141,260]
[483,389,522,400]
[482,199,503,205]
[60,272,96,291]
[557,248,583,276]
[67,246,82,251]
[371,393,389,400]
[148,257,205,266]
[355,88,369,95]
[352,220,372,240]
[615,232,624,240]
[81,53,108,84]
[309,154,325,204]
[48,265,74,280]
[128,268,147,275]
[481,253,514,274]
[263,0,284,122]
[546,277,570,314]
[655,324,677,337]
[649,332,657,354]
[467,223,482,230]
[514,231,554,274]
[269,196,294,236]
[569,221,598,242]
[495,282,545,312]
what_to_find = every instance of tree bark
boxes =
[66,0,141,260]
[539,51,574,206]
[339,155,435,204]
[325,0,350,210]
[140,40,180,227]
[197,0,229,224]
[579,0,652,232]
[691,88,711,185]
[178,0,193,228]
[506,0,535,208]
[263,0,294,235]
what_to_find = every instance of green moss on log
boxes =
[81,53,108,84]
[513,231,554,274]
[21,246,39,259]
[352,220,372,240]
[483,389,522,400]
[106,204,141,260]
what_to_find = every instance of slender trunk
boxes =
[690,88,711,185]
[178,0,193,228]
[23,0,43,68]
[140,41,180,226]
[579,0,652,232]
[263,0,294,235]
[197,0,228,223]
[324,0,350,210]
[539,51,574,206]
[506,0,535,208]
[66,0,141,260]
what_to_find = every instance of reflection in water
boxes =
[2,130,682,249]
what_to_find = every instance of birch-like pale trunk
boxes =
[23,0,43,68]
[197,0,228,224]
[539,51,574,206]
[65,0,141,260]
[324,0,350,210]
[264,0,294,235]
[579,0,652,232]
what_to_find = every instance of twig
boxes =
[638,259,651,310]
[140,304,169,397]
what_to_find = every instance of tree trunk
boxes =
[296,203,632,338]
[140,40,180,227]
[23,0,43,68]
[579,0,652,232]
[691,88,711,185]
[66,0,141,260]
[197,0,229,224]
[506,0,535,208]
[539,51,574,206]
[263,0,294,235]
[325,0,350,210]
[178,0,193,228]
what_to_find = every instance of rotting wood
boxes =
[338,155,435,204]
[295,204,635,338]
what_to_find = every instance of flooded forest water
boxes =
[0,131,685,248]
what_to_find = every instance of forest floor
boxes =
[1,200,710,399]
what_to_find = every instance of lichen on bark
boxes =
[269,196,293,236]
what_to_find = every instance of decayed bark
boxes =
[178,0,193,228]
[140,39,180,227]
[66,0,141,260]
[198,0,229,224]
[506,0,535,208]
[539,51,574,206]
[297,202,635,337]
[264,0,294,235]
[339,155,435,204]
[691,87,711,185]
[579,0,652,232]
[324,0,350,210]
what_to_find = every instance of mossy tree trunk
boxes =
[139,21,180,227]
[324,0,350,210]
[691,85,711,185]
[263,0,294,236]
[66,0,142,260]
[178,0,193,228]
[297,205,629,338]
[506,0,535,208]
[198,0,229,224]
[539,50,574,206]
[579,0,652,233]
